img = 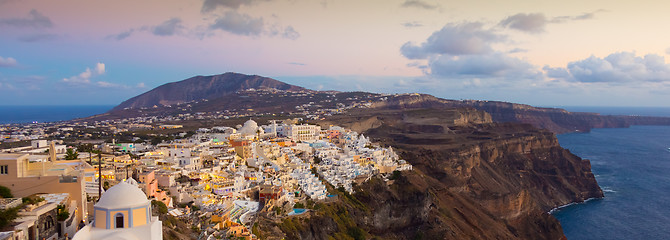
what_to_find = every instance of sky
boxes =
[1,0,670,107]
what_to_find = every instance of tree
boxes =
[77,143,93,153]
[151,200,168,214]
[56,204,70,221]
[65,148,78,160]
[0,185,13,198]
[0,206,19,228]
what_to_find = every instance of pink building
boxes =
[138,170,158,198]
[156,171,176,188]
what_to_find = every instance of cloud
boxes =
[95,81,142,89]
[400,22,504,59]
[500,11,604,33]
[543,66,571,79]
[0,9,53,28]
[430,52,541,79]
[201,0,270,13]
[8,75,45,90]
[269,24,300,39]
[209,11,265,36]
[17,33,57,42]
[401,0,438,10]
[96,81,118,88]
[63,69,92,84]
[107,18,185,40]
[95,63,106,75]
[572,12,597,20]
[62,62,106,84]
[401,21,542,83]
[152,18,184,36]
[551,10,605,23]
[666,48,670,55]
[108,14,298,40]
[547,52,670,83]
[0,56,18,67]
[288,62,306,66]
[508,48,528,53]
[402,21,423,28]
[499,13,547,33]
[108,29,134,40]
[281,26,300,40]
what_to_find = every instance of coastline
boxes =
[548,197,600,214]
[0,105,114,124]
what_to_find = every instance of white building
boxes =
[72,178,162,240]
[283,124,321,142]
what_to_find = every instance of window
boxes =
[0,165,7,175]
[115,213,124,228]
[45,216,54,230]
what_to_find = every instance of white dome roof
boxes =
[239,119,259,135]
[96,178,149,209]
[100,231,140,240]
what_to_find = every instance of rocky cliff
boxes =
[257,107,602,239]
[374,93,670,133]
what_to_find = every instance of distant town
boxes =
[0,89,414,240]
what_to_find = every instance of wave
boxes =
[548,197,599,214]
[601,187,617,193]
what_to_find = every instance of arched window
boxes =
[115,213,124,228]
[44,216,54,229]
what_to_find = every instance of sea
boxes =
[551,106,670,239]
[0,105,114,124]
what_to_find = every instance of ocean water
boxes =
[0,105,114,124]
[553,125,670,239]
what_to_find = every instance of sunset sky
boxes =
[1,0,670,106]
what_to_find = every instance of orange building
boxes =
[230,139,252,160]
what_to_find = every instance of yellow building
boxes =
[72,178,162,240]
[0,153,89,224]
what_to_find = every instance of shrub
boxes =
[57,204,70,221]
[347,226,365,240]
[388,170,402,180]
[0,185,12,198]
[0,206,20,228]
[152,200,168,214]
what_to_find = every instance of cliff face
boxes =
[261,107,602,240]
[375,94,670,133]
[111,72,308,111]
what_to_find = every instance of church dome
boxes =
[96,179,149,209]
[239,119,259,135]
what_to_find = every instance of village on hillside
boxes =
[0,116,411,239]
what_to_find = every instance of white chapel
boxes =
[72,178,163,240]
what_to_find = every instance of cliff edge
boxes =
[256,106,602,239]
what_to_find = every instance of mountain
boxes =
[111,72,308,111]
